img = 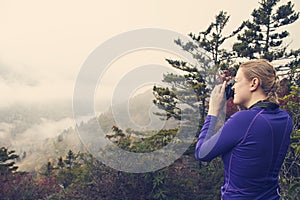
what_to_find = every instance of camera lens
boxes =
[225,80,235,100]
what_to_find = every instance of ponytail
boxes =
[265,76,280,104]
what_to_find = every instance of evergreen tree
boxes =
[153,11,240,126]
[233,0,299,61]
[44,161,54,176]
[282,48,300,86]
[0,147,19,176]
[57,156,65,169]
[189,11,244,67]
[64,150,76,169]
[279,86,300,198]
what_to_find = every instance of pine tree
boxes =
[153,11,240,127]
[0,147,19,176]
[189,11,244,67]
[44,161,53,176]
[64,150,76,169]
[233,0,299,60]
[57,156,65,169]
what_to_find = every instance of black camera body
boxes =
[225,80,235,100]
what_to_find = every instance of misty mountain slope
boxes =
[17,127,83,171]
[3,89,177,172]
[102,89,177,132]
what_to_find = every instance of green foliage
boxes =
[0,147,19,178]
[189,11,243,66]
[64,150,77,169]
[107,127,178,153]
[151,168,169,200]
[281,49,300,87]
[22,124,223,199]
[105,126,224,199]
[153,85,181,120]
[232,0,300,83]
[0,148,62,199]
[233,0,299,61]
[279,86,300,199]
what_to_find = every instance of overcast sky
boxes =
[0,0,299,111]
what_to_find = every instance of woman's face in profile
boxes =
[232,68,252,108]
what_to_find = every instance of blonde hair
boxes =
[240,59,279,104]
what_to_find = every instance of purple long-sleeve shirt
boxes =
[195,107,293,199]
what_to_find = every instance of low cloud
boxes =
[0,62,75,109]
[0,116,77,171]
[0,117,75,150]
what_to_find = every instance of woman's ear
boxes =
[250,78,260,91]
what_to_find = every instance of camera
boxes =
[225,80,235,100]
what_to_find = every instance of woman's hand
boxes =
[208,81,226,116]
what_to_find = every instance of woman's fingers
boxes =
[208,81,227,116]
[220,81,226,96]
[212,81,226,98]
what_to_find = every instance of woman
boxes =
[195,59,293,199]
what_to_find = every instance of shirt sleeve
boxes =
[195,111,253,162]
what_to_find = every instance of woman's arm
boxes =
[195,110,255,162]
